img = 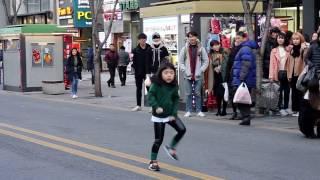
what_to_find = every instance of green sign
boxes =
[119,0,139,11]
[73,0,92,28]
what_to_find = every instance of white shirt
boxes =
[151,116,170,123]
[278,46,287,70]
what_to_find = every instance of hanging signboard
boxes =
[73,0,92,27]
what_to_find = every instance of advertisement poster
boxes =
[32,43,42,67]
[43,44,54,67]
[32,43,55,67]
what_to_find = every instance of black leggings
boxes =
[151,117,186,159]
[291,76,303,112]
[278,74,290,109]
[216,95,227,113]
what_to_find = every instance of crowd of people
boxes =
[64,27,320,170]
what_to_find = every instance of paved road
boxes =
[0,91,320,180]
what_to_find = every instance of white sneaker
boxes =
[72,95,78,99]
[131,106,141,112]
[197,112,205,117]
[285,109,293,115]
[279,109,288,117]
[184,112,191,117]
[292,112,299,117]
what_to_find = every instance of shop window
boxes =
[4,39,20,51]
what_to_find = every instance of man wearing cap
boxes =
[149,32,170,74]
[131,33,152,111]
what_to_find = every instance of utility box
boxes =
[0,24,66,92]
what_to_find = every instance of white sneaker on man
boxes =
[285,109,293,115]
[279,109,288,116]
[184,112,191,117]
[131,106,142,112]
[72,95,78,99]
[197,112,205,117]
[292,112,299,117]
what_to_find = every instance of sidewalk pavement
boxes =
[2,72,300,133]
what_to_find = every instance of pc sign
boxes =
[73,0,92,27]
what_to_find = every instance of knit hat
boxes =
[152,32,161,39]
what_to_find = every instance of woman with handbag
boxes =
[269,31,291,116]
[287,32,308,117]
[207,40,229,116]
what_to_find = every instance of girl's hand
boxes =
[156,107,163,114]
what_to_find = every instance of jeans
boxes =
[71,74,79,95]
[185,79,202,112]
[90,69,95,85]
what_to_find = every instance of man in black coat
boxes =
[263,27,280,79]
[131,33,152,111]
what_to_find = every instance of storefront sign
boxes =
[119,0,139,11]
[58,0,74,26]
[73,0,92,27]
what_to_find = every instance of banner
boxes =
[73,0,92,27]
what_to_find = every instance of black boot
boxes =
[107,80,111,87]
[239,116,251,126]
[221,109,227,116]
[216,110,221,116]
[229,112,237,120]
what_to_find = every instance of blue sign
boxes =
[73,0,92,27]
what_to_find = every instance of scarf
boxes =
[151,43,163,69]
[291,44,301,58]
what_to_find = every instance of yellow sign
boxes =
[59,6,72,16]
[77,11,92,20]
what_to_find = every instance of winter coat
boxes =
[66,55,83,81]
[263,37,277,78]
[148,83,179,118]
[207,49,229,91]
[104,50,119,66]
[150,43,170,74]
[232,40,258,88]
[287,46,307,79]
[306,42,320,76]
[179,40,209,81]
[269,47,290,81]
[87,48,94,70]
[132,44,152,77]
[227,45,241,84]
[118,49,130,66]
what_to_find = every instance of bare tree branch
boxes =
[17,0,22,13]
[1,0,11,24]
[250,0,259,14]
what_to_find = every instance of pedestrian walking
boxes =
[207,40,229,116]
[179,31,209,117]
[118,46,130,86]
[287,32,307,116]
[105,44,119,88]
[131,33,152,111]
[87,46,95,85]
[269,31,291,116]
[232,32,258,126]
[148,62,186,171]
[66,48,83,99]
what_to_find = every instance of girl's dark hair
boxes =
[71,48,81,59]
[209,40,223,54]
[151,62,178,86]
[275,32,289,47]
[236,31,247,38]
[187,31,198,37]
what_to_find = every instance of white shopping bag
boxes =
[222,82,229,102]
[233,82,252,104]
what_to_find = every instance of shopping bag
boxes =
[296,65,308,92]
[233,83,252,104]
[144,76,151,87]
[222,82,229,102]
[207,91,217,108]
